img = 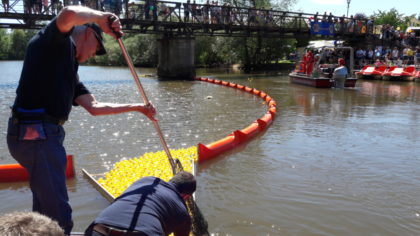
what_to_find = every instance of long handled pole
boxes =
[113,30,177,175]
[111,21,209,236]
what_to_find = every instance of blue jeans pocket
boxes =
[18,122,47,141]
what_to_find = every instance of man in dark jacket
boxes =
[6,5,156,235]
[85,171,196,236]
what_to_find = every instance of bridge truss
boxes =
[0,0,373,39]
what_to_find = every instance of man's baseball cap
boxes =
[85,23,106,56]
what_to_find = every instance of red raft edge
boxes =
[0,155,75,183]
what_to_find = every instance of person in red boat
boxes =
[333,58,349,88]
[305,50,315,76]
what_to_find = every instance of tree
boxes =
[195,36,221,66]
[214,0,298,70]
[8,29,36,60]
[91,34,158,67]
[0,29,10,60]
[371,8,406,30]
[8,30,27,59]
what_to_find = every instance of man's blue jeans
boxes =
[7,118,73,234]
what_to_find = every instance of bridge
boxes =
[0,0,374,38]
[0,0,376,78]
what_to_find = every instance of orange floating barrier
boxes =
[269,106,277,116]
[244,86,253,93]
[195,77,277,162]
[253,89,261,96]
[260,113,273,126]
[240,122,260,139]
[256,119,268,130]
[198,135,236,162]
[260,92,267,99]
[0,155,75,183]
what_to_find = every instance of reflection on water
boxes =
[0,61,419,235]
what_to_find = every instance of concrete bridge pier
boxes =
[157,36,195,80]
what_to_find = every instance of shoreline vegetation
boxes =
[0,28,299,72]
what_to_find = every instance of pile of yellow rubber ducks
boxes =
[98,146,198,198]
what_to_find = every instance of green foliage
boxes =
[371,8,409,31]
[0,29,11,60]
[90,33,158,66]
[223,0,296,10]
[8,30,27,59]
[195,36,219,66]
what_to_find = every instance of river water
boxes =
[0,61,419,236]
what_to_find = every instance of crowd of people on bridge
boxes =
[0,0,328,30]
[129,0,277,26]
[310,11,375,36]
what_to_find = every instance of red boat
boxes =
[355,65,387,80]
[382,66,417,81]
[289,72,357,88]
[415,71,420,82]
[289,46,357,88]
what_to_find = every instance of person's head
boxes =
[338,58,345,66]
[0,211,64,236]
[71,24,106,63]
[169,171,196,200]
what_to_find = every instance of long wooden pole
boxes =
[114,31,177,175]
[111,22,209,236]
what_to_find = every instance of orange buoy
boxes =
[196,77,277,162]
[0,155,75,182]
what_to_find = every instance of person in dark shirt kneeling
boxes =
[85,171,196,236]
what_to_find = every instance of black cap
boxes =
[85,23,106,56]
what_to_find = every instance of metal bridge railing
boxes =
[0,0,375,38]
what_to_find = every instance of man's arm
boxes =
[56,5,122,38]
[75,93,156,120]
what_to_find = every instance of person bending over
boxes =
[85,171,196,236]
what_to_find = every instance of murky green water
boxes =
[0,61,419,235]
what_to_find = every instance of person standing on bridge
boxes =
[2,0,9,12]
[6,5,156,235]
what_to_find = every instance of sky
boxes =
[293,0,419,17]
